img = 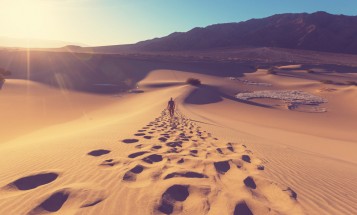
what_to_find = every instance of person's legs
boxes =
[169,108,174,117]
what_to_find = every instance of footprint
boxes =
[242,155,251,163]
[143,136,153,139]
[158,137,167,142]
[138,130,146,132]
[164,185,189,201]
[283,187,298,199]
[30,191,69,213]
[177,158,184,164]
[123,165,145,182]
[136,144,148,149]
[130,165,145,174]
[151,145,162,150]
[87,149,111,157]
[214,161,230,174]
[257,165,265,170]
[157,185,189,214]
[234,201,253,215]
[245,150,253,154]
[190,150,198,154]
[81,199,104,208]
[227,143,234,152]
[216,148,223,154]
[6,172,59,191]
[134,133,146,136]
[122,139,139,144]
[128,151,149,158]
[100,159,120,167]
[243,176,257,189]
[164,172,208,180]
[167,148,181,153]
[142,154,163,164]
[166,141,183,148]
[29,187,107,214]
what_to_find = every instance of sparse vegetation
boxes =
[320,80,334,84]
[0,75,5,89]
[347,81,357,86]
[0,68,10,90]
[186,78,201,86]
[0,68,11,76]
[267,68,277,75]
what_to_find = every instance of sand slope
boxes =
[0,79,119,143]
[0,68,356,214]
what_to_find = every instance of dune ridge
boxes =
[0,67,356,214]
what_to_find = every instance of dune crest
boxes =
[0,67,356,214]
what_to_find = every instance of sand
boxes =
[0,64,356,214]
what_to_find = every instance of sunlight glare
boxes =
[1,0,56,40]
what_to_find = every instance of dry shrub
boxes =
[347,81,357,86]
[320,80,334,84]
[186,78,201,86]
[267,68,277,75]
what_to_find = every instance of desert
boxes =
[1,3,357,215]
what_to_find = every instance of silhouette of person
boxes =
[167,98,175,117]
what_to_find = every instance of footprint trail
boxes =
[110,110,303,214]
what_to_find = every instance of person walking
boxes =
[167,98,175,117]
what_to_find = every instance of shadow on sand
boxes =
[0,51,256,94]
[184,84,273,109]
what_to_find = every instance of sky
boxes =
[0,0,356,47]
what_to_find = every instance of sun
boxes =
[1,0,56,39]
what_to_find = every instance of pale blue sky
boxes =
[0,0,356,46]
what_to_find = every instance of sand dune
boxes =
[0,79,117,143]
[0,64,356,214]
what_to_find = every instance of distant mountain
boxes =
[94,11,357,54]
[0,37,86,48]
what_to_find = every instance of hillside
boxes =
[91,12,357,54]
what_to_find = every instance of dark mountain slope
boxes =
[97,12,357,54]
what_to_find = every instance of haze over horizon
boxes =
[1,0,357,48]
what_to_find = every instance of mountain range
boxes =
[91,11,357,55]
[0,37,86,49]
